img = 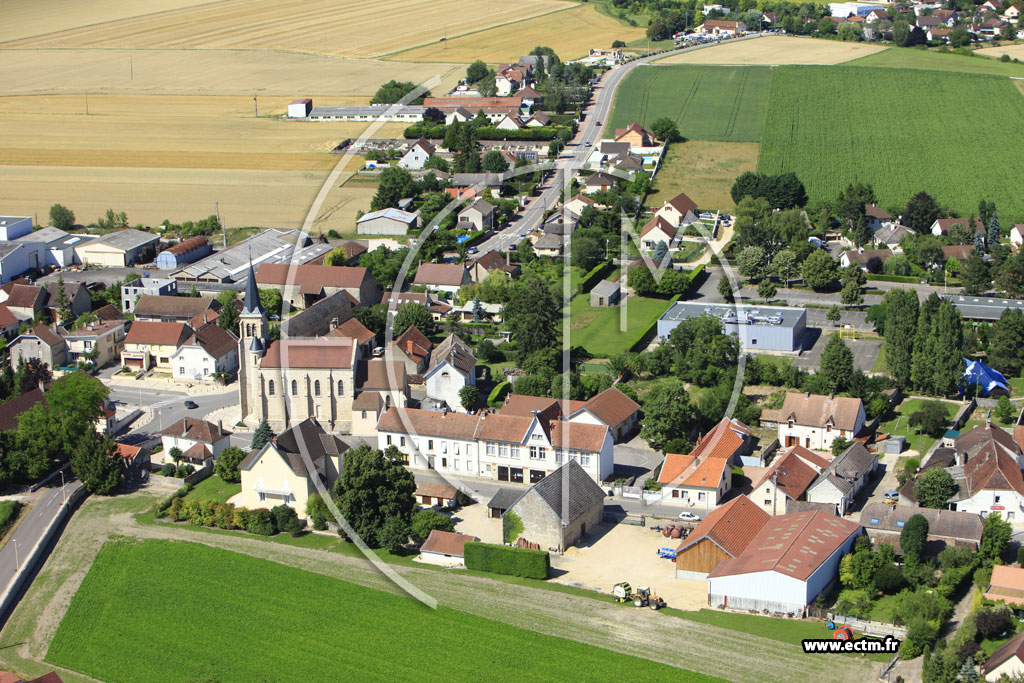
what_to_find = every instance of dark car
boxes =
[184,400,199,409]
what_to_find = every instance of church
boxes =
[237,262,386,433]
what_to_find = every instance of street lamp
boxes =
[60,469,66,504]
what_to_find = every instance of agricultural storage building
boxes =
[155,236,213,269]
[0,243,41,284]
[707,511,861,615]
[356,208,419,235]
[171,229,317,285]
[288,98,312,118]
[589,280,620,307]
[307,105,425,122]
[0,216,33,241]
[504,459,606,553]
[657,302,806,352]
[860,502,983,553]
[75,228,158,267]
[675,495,769,579]
[255,263,379,310]
[14,227,93,269]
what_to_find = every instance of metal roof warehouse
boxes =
[657,301,807,352]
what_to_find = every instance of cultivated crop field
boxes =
[975,43,1024,62]
[47,539,715,682]
[657,36,886,65]
[1,0,572,59]
[0,0,221,43]
[757,66,1024,221]
[607,65,772,143]
[388,5,644,63]
[846,46,1024,77]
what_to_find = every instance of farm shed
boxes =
[75,229,158,267]
[418,530,479,567]
[155,236,213,269]
[675,495,769,579]
[707,511,861,615]
[589,279,620,307]
[356,208,419,235]
[487,488,522,519]
[415,482,459,508]
[288,98,313,118]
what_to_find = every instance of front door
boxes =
[511,468,523,483]
[498,466,509,482]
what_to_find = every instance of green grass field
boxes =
[877,397,960,455]
[0,501,20,538]
[757,66,1024,221]
[607,65,773,142]
[182,474,241,504]
[569,293,674,357]
[847,46,1024,77]
[48,539,717,683]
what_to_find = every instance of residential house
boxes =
[941,244,974,263]
[424,334,476,411]
[8,325,68,372]
[865,8,890,21]
[154,236,212,269]
[418,530,478,567]
[565,194,600,217]
[532,232,564,257]
[928,27,953,40]
[495,66,526,96]
[500,387,641,444]
[4,284,46,322]
[133,295,217,323]
[43,281,91,323]
[864,204,896,230]
[398,138,436,170]
[655,192,699,228]
[255,263,378,310]
[351,359,408,435]
[930,217,985,237]
[525,111,551,127]
[948,423,1024,520]
[614,123,656,148]
[0,306,20,340]
[707,511,861,615]
[451,173,505,196]
[467,251,519,283]
[674,495,770,579]
[840,248,892,273]
[1005,3,1022,19]
[985,629,1024,681]
[750,446,822,515]
[412,263,470,295]
[445,107,473,125]
[325,315,376,358]
[542,208,578,236]
[457,199,495,231]
[517,85,542,107]
[805,442,878,515]
[158,417,232,468]
[237,418,348,516]
[356,208,419,235]
[74,228,158,266]
[874,224,914,251]
[120,321,192,371]
[503,459,606,552]
[495,114,527,131]
[1011,224,1024,251]
[120,277,177,313]
[61,319,127,368]
[701,19,747,35]
[860,502,983,553]
[762,392,866,451]
[916,15,944,28]
[639,215,678,251]
[589,280,620,307]
[984,565,1024,607]
[582,171,616,195]
[657,417,753,506]
[170,321,239,382]
[385,324,433,374]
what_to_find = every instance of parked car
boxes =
[184,400,199,409]
[677,511,700,521]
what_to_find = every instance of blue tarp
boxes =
[961,358,1009,396]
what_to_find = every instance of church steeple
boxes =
[240,260,266,357]
[242,260,265,317]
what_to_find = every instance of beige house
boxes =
[654,192,699,228]
[237,418,348,517]
[159,417,232,468]
[750,446,822,515]
[658,418,752,506]
[351,359,409,435]
[985,629,1024,681]
[639,215,678,251]
[613,122,656,148]
[121,321,192,371]
[62,319,127,368]
[8,325,67,372]
[761,392,866,452]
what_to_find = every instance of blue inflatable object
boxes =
[961,359,1009,397]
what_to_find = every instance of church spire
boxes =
[241,260,264,317]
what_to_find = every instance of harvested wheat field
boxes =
[0,48,463,97]
[389,5,645,63]
[2,0,572,59]
[975,43,1024,62]
[0,0,223,43]
[657,35,886,65]
[647,141,759,212]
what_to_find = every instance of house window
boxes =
[268,380,275,396]
[337,380,344,395]
[554,449,563,464]
[179,367,185,375]
[386,435,392,445]
[486,443,496,457]
[314,380,321,396]
[896,521,905,528]
[698,492,706,501]
[995,495,1001,504]
[258,492,267,502]
[400,436,406,447]
[203,368,208,376]
[581,454,591,467]
[510,446,519,459]
[870,518,879,525]
[673,490,680,498]
[764,499,771,506]
[826,425,832,433]
[499,443,509,458]
[454,443,460,455]
[454,459,460,471]
[530,446,543,460]
[428,439,434,451]
[291,380,298,396]
[441,441,447,454]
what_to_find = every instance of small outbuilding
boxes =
[415,482,459,508]
[288,98,313,118]
[504,459,606,553]
[589,279,620,307]
[418,530,479,567]
[486,487,522,519]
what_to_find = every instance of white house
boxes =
[582,172,616,195]
[761,392,866,451]
[1011,224,1024,252]
[457,199,495,231]
[424,334,476,412]
[639,215,678,251]
[804,442,878,515]
[356,208,419,235]
[945,424,1024,521]
[158,417,232,469]
[985,630,1024,681]
[707,511,861,615]
[170,321,239,383]
[750,445,823,515]
[399,138,436,170]
[655,192,699,228]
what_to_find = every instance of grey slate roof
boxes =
[590,280,618,297]
[520,459,606,525]
[809,442,875,495]
[487,487,523,511]
[428,333,476,377]
[240,417,348,478]
[860,502,983,544]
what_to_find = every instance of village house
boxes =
[423,333,477,411]
[398,138,435,170]
[700,19,747,35]
[237,418,348,516]
[8,325,68,372]
[805,442,878,515]
[351,360,408,436]
[984,565,1024,607]
[873,223,914,251]
[384,324,433,374]
[947,423,1024,520]
[532,232,564,258]
[170,321,239,383]
[121,321,192,371]
[639,215,679,251]
[761,392,866,451]
[750,446,823,515]
[255,263,378,310]
[466,251,519,283]
[61,319,126,368]
[840,248,892,273]
[655,192,700,229]
[614,122,657,148]
[674,495,770,579]
[380,290,452,321]
[457,198,495,231]
[657,417,753,507]
[120,277,177,313]
[860,502,983,553]
[581,171,617,195]
[43,281,91,323]
[930,217,986,237]
[158,417,232,469]
[4,284,47,322]
[503,459,607,552]
[985,628,1024,680]
[500,387,641,444]
[412,263,471,296]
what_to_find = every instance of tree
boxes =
[502,276,559,362]
[998,253,1024,297]
[216,290,239,333]
[962,253,991,295]
[900,513,929,562]
[466,60,489,83]
[908,401,949,437]
[70,435,121,495]
[639,379,696,448]
[393,302,435,337]
[717,275,734,302]
[335,444,416,549]
[667,315,739,387]
[996,395,1016,424]
[757,279,776,303]
[989,308,1024,377]
[930,301,965,396]
[737,246,771,282]
[410,508,455,544]
[883,289,919,389]
[271,504,304,536]
[820,334,854,393]
[831,436,852,457]
[258,288,283,318]
[980,512,1012,562]
[458,385,479,412]
[251,419,275,451]
[989,210,1001,246]
[371,80,427,105]
[874,564,905,594]
[214,446,247,483]
[370,166,415,211]
[841,279,863,308]
[481,149,510,174]
[801,249,839,290]
[571,236,604,272]
[652,240,669,266]
[49,204,75,231]
[650,117,680,143]
[826,304,841,326]
[949,27,970,48]
[772,249,798,292]
[914,467,956,509]
[904,191,941,233]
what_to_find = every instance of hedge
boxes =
[577,259,615,295]
[487,381,510,407]
[866,274,921,284]
[464,541,549,579]
[403,122,571,142]
[628,294,680,353]
[684,264,707,294]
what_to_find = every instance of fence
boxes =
[829,613,907,639]
[184,466,214,486]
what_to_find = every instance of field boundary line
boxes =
[378,5,576,60]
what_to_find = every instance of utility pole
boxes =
[216,201,226,248]
[85,92,89,116]
[130,57,134,80]
[253,92,258,117]
[60,470,66,504]
[13,541,19,572]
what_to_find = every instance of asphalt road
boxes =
[0,476,83,598]
[109,386,239,438]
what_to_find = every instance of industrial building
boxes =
[657,302,807,352]
[170,229,330,285]
[306,105,426,122]
[14,227,93,268]
[155,236,213,269]
[0,216,33,241]
[287,98,313,118]
[74,228,159,267]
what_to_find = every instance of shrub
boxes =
[975,606,1012,639]
[312,515,327,531]
[159,463,176,476]
[874,564,905,594]
[463,541,550,579]
[231,507,248,530]
[271,504,305,536]
[1018,545,1024,567]
[245,508,277,536]
[411,508,455,544]
[213,504,235,529]
[900,616,939,659]
[502,510,524,544]
[974,566,993,592]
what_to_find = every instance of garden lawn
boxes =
[607,64,773,142]
[757,65,1024,221]
[569,293,675,357]
[877,398,960,455]
[47,539,716,683]
[181,475,241,504]
[674,241,707,263]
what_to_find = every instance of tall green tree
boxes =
[667,315,739,387]
[841,279,863,307]
[393,302,436,337]
[466,60,489,83]
[214,446,247,483]
[883,289,919,389]
[649,117,680,143]
[737,246,770,282]
[962,253,991,295]
[251,419,275,451]
[49,204,75,231]
[502,275,559,363]
[930,300,965,396]
[70,434,121,495]
[820,334,854,393]
[989,308,1024,377]
[216,290,239,334]
[904,191,941,233]
[481,149,510,174]
[988,210,1002,247]
[370,167,415,211]
[914,467,955,509]
[335,444,416,550]
[772,249,798,292]
[801,249,839,290]
[900,514,929,562]
[639,378,696,449]
[980,513,1012,562]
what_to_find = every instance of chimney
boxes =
[217,419,223,432]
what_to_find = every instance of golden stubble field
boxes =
[0,0,223,43]
[647,141,759,212]
[975,43,1024,61]
[657,35,887,65]
[390,5,644,62]
[1,0,573,58]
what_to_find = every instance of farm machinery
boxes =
[612,582,667,610]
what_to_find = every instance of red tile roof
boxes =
[640,214,676,239]
[159,417,231,443]
[392,325,432,364]
[255,263,371,296]
[0,306,18,328]
[574,386,639,428]
[327,316,375,345]
[664,192,698,216]
[261,337,356,369]
[755,448,819,501]
[420,530,479,557]
[676,495,770,557]
[413,263,468,287]
[124,321,191,347]
[764,392,863,432]
[415,482,458,500]
[377,407,479,440]
[5,284,44,310]
[659,418,749,485]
